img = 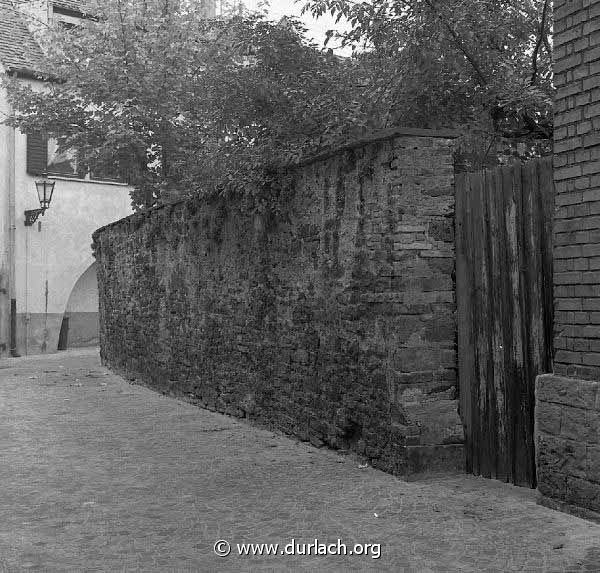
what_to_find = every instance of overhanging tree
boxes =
[4,0,371,210]
[302,0,553,168]
[5,0,554,210]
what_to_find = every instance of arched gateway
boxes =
[57,263,99,350]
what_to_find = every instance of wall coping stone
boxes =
[295,126,459,168]
[93,126,458,238]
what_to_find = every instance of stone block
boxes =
[561,404,595,441]
[537,466,568,499]
[566,476,600,512]
[404,444,465,474]
[586,409,600,443]
[535,400,562,436]
[536,374,598,408]
[537,434,587,479]
[586,444,600,476]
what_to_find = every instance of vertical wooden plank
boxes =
[511,161,533,486]
[469,172,482,477]
[472,171,492,477]
[501,163,519,484]
[518,160,538,487]
[482,168,499,479]
[462,172,478,476]
[455,172,474,474]
[489,166,509,482]
[519,161,532,487]
[498,165,515,483]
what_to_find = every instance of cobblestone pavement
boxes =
[2,349,600,572]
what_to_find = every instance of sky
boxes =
[225,0,352,54]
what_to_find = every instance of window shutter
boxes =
[26,133,48,175]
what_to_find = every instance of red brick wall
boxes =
[535,0,600,520]
[553,0,600,380]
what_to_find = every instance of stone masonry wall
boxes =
[536,0,600,518]
[93,129,464,476]
[537,374,600,517]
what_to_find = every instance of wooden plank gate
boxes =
[455,157,554,487]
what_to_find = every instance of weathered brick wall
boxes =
[93,129,464,475]
[536,0,600,518]
[553,0,600,378]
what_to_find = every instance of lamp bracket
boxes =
[24,208,45,226]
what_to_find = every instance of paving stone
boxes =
[0,349,599,571]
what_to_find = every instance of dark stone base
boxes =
[405,444,465,475]
[535,373,600,520]
[105,358,465,478]
[537,493,600,525]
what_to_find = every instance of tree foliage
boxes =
[4,0,370,210]
[303,0,553,168]
[4,0,554,210]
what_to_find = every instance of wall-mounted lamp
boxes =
[25,172,55,226]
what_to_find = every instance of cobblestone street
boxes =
[1,349,599,572]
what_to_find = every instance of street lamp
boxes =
[25,172,55,226]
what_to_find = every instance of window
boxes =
[89,160,126,183]
[52,11,83,29]
[27,132,82,177]
[48,138,84,177]
[26,132,48,175]
[26,133,125,182]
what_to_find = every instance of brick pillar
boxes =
[536,0,600,521]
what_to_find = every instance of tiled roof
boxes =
[0,0,44,74]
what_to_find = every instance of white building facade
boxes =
[0,0,134,355]
[1,0,217,356]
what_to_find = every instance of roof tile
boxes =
[0,0,45,74]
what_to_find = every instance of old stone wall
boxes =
[536,374,600,518]
[536,0,600,518]
[93,128,464,475]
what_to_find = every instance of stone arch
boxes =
[57,262,99,350]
